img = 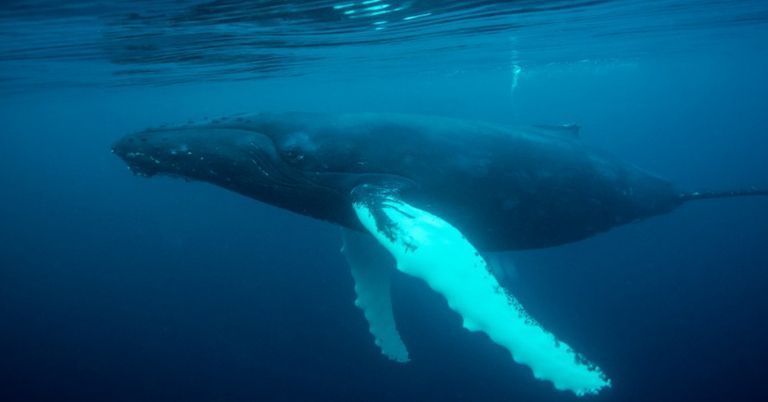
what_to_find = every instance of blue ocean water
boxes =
[1,1,767,401]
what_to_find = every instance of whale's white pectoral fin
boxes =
[341,228,410,363]
[351,185,610,397]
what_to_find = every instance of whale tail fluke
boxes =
[680,187,768,202]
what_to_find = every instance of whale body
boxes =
[112,112,689,250]
[113,112,766,396]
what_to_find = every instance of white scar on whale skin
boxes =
[341,229,410,363]
[353,196,610,397]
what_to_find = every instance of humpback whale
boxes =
[113,112,767,396]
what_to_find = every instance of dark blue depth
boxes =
[1,1,767,401]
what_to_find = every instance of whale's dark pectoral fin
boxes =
[483,251,519,287]
[341,228,410,363]
[351,186,611,397]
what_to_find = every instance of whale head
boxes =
[111,113,368,223]
[111,117,296,184]
[113,113,410,192]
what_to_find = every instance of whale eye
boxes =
[283,147,305,164]
[279,132,316,166]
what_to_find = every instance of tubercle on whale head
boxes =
[111,131,164,177]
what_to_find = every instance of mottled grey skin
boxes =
[113,112,684,251]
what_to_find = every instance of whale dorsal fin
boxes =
[532,124,581,139]
[350,184,610,396]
